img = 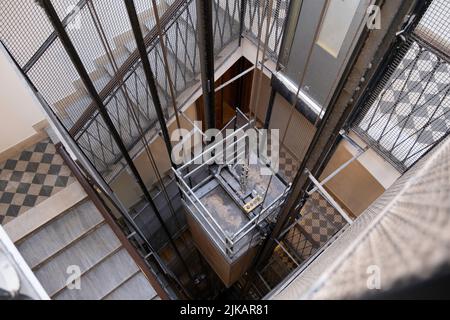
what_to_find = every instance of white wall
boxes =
[0,45,46,153]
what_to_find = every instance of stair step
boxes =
[53,248,140,300]
[141,0,171,32]
[123,37,138,53]
[34,223,122,297]
[148,44,196,95]
[64,93,92,123]
[72,69,112,93]
[103,272,158,300]
[164,14,199,75]
[122,66,160,122]
[17,201,104,269]
[102,49,132,77]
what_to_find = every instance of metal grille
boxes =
[243,0,290,60]
[415,0,450,58]
[0,0,54,67]
[0,0,243,179]
[271,131,450,300]
[352,0,450,172]
[279,191,347,271]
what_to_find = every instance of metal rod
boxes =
[181,112,207,138]
[41,0,189,280]
[232,189,290,241]
[178,123,250,171]
[238,0,247,47]
[196,0,216,130]
[178,187,229,248]
[1,39,184,297]
[307,148,366,195]
[306,170,353,225]
[182,139,248,179]
[181,199,230,257]
[57,144,171,300]
[274,239,299,267]
[173,168,234,245]
[214,65,256,93]
[150,0,183,131]
[124,0,173,161]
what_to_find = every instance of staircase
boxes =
[15,199,163,300]
[55,0,240,175]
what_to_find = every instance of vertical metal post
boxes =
[238,0,247,47]
[39,0,191,280]
[124,0,173,160]
[263,88,276,129]
[242,0,418,295]
[196,0,216,130]
[276,0,303,70]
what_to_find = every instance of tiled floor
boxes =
[0,138,75,225]
[265,133,300,183]
[299,192,346,245]
[283,192,347,264]
[278,147,299,183]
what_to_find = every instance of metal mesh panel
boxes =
[135,0,177,38]
[1,0,244,177]
[63,3,112,91]
[0,0,53,67]
[51,0,83,20]
[243,0,290,59]
[27,38,91,125]
[415,0,450,57]
[271,133,450,300]
[212,0,241,53]
[275,191,347,281]
[352,0,450,172]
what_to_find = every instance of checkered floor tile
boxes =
[283,225,317,262]
[278,148,299,183]
[0,139,75,225]
[299,192,346,246]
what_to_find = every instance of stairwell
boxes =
[54,0,240,176]
[10,193,164,300]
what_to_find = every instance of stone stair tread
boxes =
[103,272,158,300]
[58,0,239,170]
[17,201,104,269]
[123,37,138,53]
[34,223,122,296]
[122,66,160,122]
[53,248,140,300]
[59,94,93,127]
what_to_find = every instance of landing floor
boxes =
[0,138,75,225]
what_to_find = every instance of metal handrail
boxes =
[174,112,292,256]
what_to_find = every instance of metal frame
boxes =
[124,0,173,159]
[349,0,450,172]
[196,0,216,130]
[174,110,291,259]
[40,0,192,281]
[242,0,418,291]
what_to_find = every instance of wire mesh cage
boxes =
[352,0,450,172]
